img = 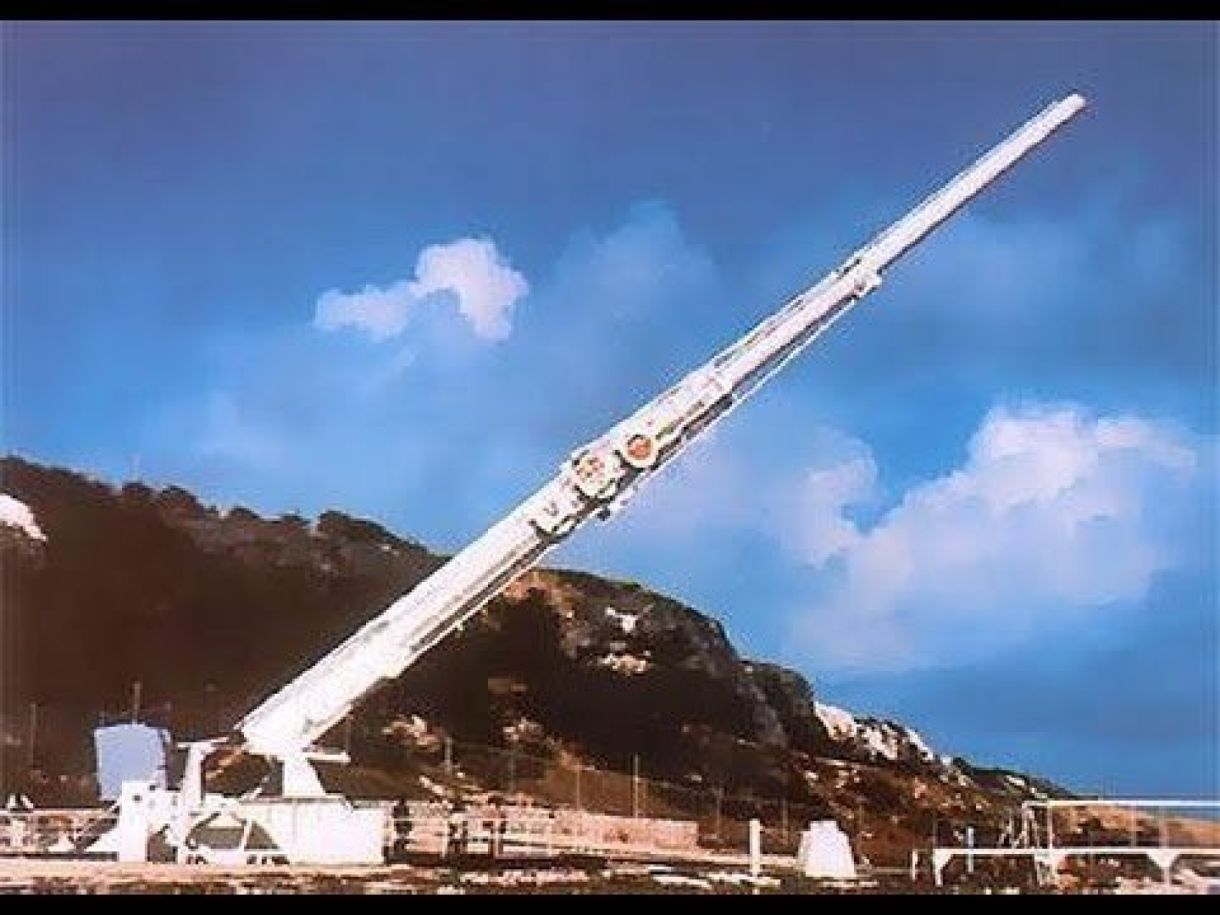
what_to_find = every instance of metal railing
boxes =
[0,807,117,856]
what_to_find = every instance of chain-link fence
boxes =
[3,703,991,866]
[422,738,839,857]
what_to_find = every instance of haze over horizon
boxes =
[3,21,1216,797]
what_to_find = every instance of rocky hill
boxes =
[0,456,1065,862]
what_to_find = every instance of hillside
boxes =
[0,456,1065,863]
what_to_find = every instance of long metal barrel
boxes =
[722,94,1086,400]
[238,94,1086,760]
[619,93,1087,468]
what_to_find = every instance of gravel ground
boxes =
[0,858,823,895]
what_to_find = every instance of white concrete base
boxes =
[90,782,392,866]
[225,796,391,865]
[797,820,858,880]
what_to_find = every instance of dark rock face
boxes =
[0,456,1063,830]
[747,661,836,757]
[365,568,794,795]
[0,457,439,722]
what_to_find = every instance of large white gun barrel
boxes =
[741,94,1086,387]
[238,94,1086,762]
[609,93,1087,468]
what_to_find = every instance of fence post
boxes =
[749,819,762,876]
[632,754,640,819]
[27,702,37,769]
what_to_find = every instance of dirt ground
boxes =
[3,853,1214,895]
[0,857,832,895]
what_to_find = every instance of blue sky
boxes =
[3,21,1216,796]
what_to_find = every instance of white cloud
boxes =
[412,238,528,341]
[547,202,716,321]
[197,391,283,468]
[315,280,415,341]
[797,453,877,567]
[314,236,528,342]
[790,402,1208,672]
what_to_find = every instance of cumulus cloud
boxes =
[791,402,1208,672]
[314,236,528,342]
[315,280,415,341]
[412,238,529,340]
